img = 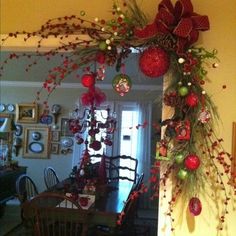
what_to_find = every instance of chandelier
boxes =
[68,73,117,151]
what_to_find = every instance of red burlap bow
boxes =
[156,0,209,52]
[134,0,209,53]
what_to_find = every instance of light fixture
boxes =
[68,72,117,152]
[68,103,117,151]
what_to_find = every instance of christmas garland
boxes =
[1,0,235,233]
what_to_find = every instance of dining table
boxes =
[22,177,134,235]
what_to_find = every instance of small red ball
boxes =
[185,92,199,107]
[189,197,202,216]
[81,74,95,88]
[184,154,200,170]
[139,46,170,78]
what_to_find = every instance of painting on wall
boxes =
[23,126,50,159]
[51,143,59,155]
[16,103,38,123]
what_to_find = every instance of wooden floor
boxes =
[0,198,22,236]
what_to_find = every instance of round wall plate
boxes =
[61,137,74,148]
[7,104,15,112]
[29,142,44,153]
[0,104,6,112]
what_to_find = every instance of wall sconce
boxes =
[51,104,61,129]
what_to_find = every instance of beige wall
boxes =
[1,0,236,235]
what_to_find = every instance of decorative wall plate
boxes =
[61,137,74,148]
[7,104,15,112]
[39,114,53,125]
[29,142,44,153]
[0,104,6,112]
[32,131,41,141]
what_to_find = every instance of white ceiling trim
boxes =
[0,80,162,91]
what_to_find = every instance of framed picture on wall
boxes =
[51,131,60,142]
[16,103,38,123]
[23,126,50,159]
[51,143,59,154]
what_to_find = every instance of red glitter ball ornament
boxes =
[81,74,95,88]
[185,92,199,107]
[139,46,170,78]
[184,154,200,170]
[189,197,202,216]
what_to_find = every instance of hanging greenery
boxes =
[1,0,235,233]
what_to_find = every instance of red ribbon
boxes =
[134,0,209,53]
[156,0,209,52]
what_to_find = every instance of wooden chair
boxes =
[16,174,39,203]
[89,154,138,183]
[26,192,89,236]
[44,167,60,189]
[108,155,138,183]
[92,185,143,236]
[15,174,39,221]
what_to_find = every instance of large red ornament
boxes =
[184,154,200,170]
[188,197,202,216]
[81,74,95,88]
[185,92,199,107]
[139,46,170,78]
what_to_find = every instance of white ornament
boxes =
[178,58,185,64]
[198,110,211,123]
[105,39,111,45]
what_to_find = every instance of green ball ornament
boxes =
[178,86,189,96]
[177,169,189,180]
[99,41,107,51]
[175,154,185,164]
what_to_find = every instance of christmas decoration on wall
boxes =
[0,0,235,234]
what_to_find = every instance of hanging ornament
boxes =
[155,140,171,161]
[175,120,191,141]
[175,153,185,164]
[139,46,170,78]
[188,197,202,216]
[178,86,189,96]
[89,140,102,151]
[198,109,211,123]
[185,92,199,107]
[112,74,132,96]
[81,74,95,88]
[184,154,200,171]
[177,168,189,180]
